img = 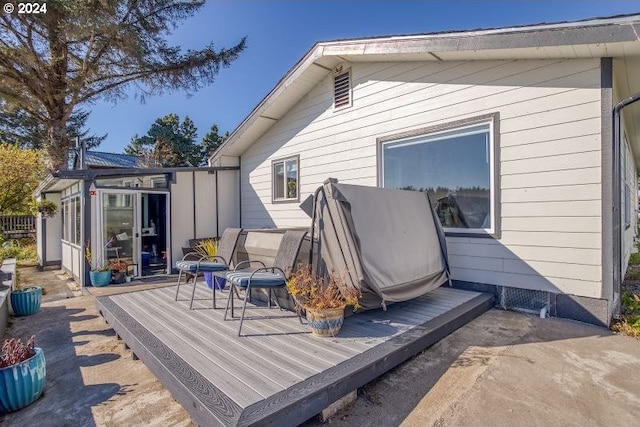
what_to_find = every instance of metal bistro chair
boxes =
[224,230,307,336]
[174,228,243,309]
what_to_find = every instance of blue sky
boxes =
[86,1,640,153]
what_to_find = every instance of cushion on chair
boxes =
[226,271,286,288]
[176,260,227,273]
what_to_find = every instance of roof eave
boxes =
[211,14,640,162]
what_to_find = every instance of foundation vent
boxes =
[500,287,549,314]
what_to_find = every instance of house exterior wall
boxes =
[240,58,604,299]
[617,110,639,287]
[170,171,197,268]
[217,170,241,233]
[44,193,62,263]
[168,169,239,270]
[194,171,217,239]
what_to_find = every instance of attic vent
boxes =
[333,69,351,109]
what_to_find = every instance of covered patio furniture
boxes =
[174,227,243,309]
[307,178,451,311]
[224,229,307,336]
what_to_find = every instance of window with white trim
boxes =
[272,156,299,203]
[61,195,81,245]
[623,134,631,229]
[381,119,496,234]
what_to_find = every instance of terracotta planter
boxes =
[10,287,41,317]
[305,307,345,337]
[0,347,46,412]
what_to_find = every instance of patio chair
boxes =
[174,227,243,309]
[224,229,307,336]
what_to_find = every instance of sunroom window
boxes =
[272,156,299,202]
[381,120,496,235]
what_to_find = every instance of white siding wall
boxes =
[44,193,62,262]
[169,170,239,269]
[194,170,217,239]
[170,171,196,268]
[241,58,603,298]
[218,170,241,232]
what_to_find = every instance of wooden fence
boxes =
[0,215,36,239]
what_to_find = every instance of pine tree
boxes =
[125,114,202,167]
[201,124,229,164]
[0,1,246,171]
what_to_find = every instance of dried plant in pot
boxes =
[0,336,46,412]
[286,265,361,337]
[110,260,128,284]
[85,243,112,287]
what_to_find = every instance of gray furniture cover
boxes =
[309,179,451,311]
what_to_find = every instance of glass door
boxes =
[102,192,138,276]
[138,192,169,276]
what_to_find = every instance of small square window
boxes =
[272,156,299,203]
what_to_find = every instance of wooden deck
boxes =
[96,284,493,426]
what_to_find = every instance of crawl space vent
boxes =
[500,287,549,314]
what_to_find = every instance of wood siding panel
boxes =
[501,184,601,203]
[240,58,603,298]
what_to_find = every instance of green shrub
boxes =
[629,252,640,266]
[0,239,37,266]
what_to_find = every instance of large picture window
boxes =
[272,156,299,203]
[381,117,496,235]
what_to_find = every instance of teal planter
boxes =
[0,347,46,412]
[89,270,111,287]
[10,287,41,317]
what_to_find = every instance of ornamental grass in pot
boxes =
[194,239,225,289]
[286,266,360,337]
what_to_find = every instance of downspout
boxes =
[192,171,197,239]
[238,157,242,228]
[612,90,640,316]
[215,171,219,237]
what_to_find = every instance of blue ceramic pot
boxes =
[203,272,226,290]
[0,347,46,412]
[89,270,112,287]
[10,287,41,317]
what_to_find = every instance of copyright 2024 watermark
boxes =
[3,2,48,14]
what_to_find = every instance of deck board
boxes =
[96,284,493,426]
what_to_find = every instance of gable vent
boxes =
[333,69,351,109]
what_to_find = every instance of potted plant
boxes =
[286,266,360,337]
[0,336,46,412]
[10,284,41,316]
[33,199,58,218]
[194,239,225,290]
[85,244,112,287]
[110,260,128,284]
